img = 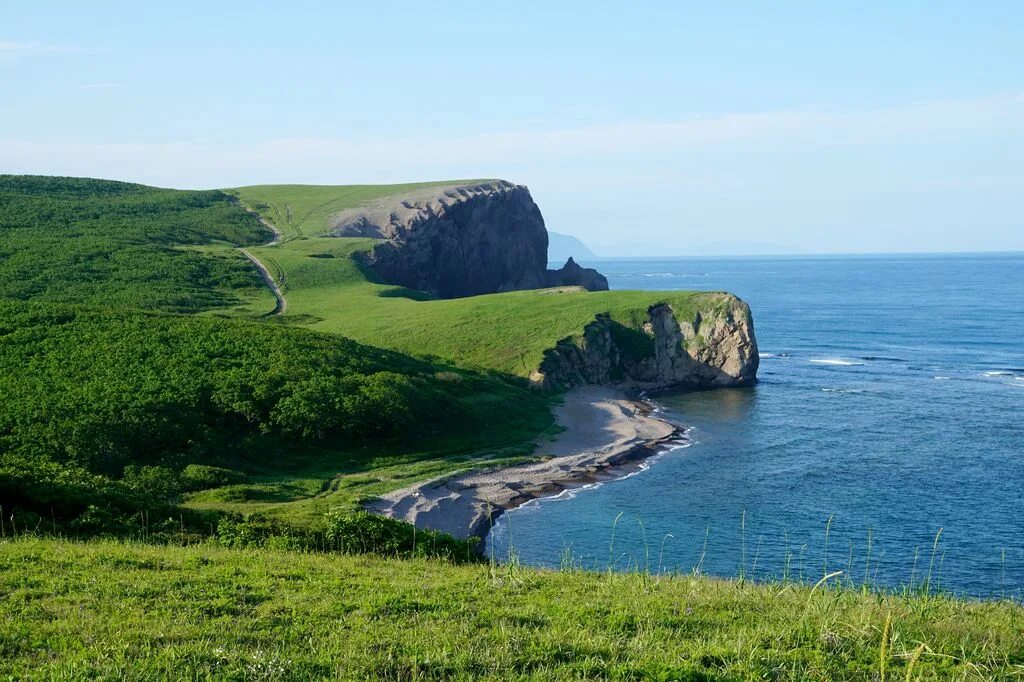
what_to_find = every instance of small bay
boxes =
[490,253,1024,598]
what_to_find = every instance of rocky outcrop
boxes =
[530,295,758,391]
[546,257,608,291]
[329,181,608,298]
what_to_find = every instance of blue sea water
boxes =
[491,253,1024,598]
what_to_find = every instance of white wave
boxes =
[933,376,952,380]
[821,387,865,394]
[810,358,865,366]
[983,371,1014,377]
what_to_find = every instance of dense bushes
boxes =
[0,303,550,525]
[0,175,270,312]
[215,509,480,562]
[0,175,552,548]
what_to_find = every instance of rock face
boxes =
[329,181,608,298]
[530,296,759,391]
[546,257,609,291]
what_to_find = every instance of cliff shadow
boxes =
[353,254,437,301]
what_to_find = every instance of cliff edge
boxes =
[530,295,758,391]
[327,180,608,298]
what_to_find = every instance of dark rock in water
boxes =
[530,297,759,391]
[329,180,608,299]
[546,257,609,291]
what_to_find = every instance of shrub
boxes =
[215,510,480,563]
[122,465,182,501]
[180,465,247,492]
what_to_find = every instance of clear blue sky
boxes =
[3,1,1023,255]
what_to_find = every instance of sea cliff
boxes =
[530,296,759,391]
[328,180,608,298]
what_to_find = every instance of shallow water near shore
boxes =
[489,253,1024,598]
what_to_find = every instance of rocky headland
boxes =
[328,180,608,298]
[531,297,759,391]
[341,180,759,540]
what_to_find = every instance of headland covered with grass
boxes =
[229,181,748,380]
[0,174,757,542]
[2,174,1017,678]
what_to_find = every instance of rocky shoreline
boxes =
[366,387,686,545]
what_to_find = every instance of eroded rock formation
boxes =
[530,296,758,391]
[329,181,608,298]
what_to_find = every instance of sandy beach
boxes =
[366,387,683,542]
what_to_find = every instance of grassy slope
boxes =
[233,184,732,377]
[0,177,556,530]
[0,302,554,529]
[2,538,1022,680]
[0,175,275,315]
[228,181,491,242]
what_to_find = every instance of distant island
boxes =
[548,230,599,263]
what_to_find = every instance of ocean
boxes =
[489,253,1024,598]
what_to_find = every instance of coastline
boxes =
[366,387,685,544]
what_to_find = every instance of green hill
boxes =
[231,183,736,378]
[228,180,492,241]
[0,176,554,533]
[0,175,753,534]
[0,175,273,315]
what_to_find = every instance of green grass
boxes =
[227,180,492,242]
[0,176,567,532]
[245,235,732,377]
[180,439,545,528]
[0,175,272,314]
[1,537,1021,680]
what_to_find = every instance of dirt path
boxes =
[239,248,286,315]
[236,202,286,316]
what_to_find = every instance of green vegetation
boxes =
[0,175,729,540]
[0,302,551,531]
[232,182,734,377]
[228,180,490,242]
[243,228,724,377]
[0,176,554,536]
[2,537,1021,680]
[0,175,1017,679]
[0,175,273,314]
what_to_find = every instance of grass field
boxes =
[2,537,1021,680]
[231,183,736,376]
[228,181,491,242]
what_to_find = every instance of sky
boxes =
[2,1,1023,256]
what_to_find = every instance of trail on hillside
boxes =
[239,248,286,315]
[237,202,286,315]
